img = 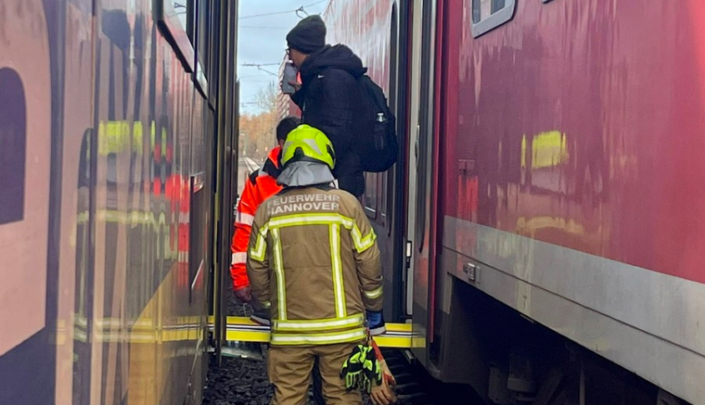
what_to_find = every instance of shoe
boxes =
[250,307,271,326]
[366,311,386,336]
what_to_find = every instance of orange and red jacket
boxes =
[231,147,283,291]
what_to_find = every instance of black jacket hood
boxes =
[299,44,367,79]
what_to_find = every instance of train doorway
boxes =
[403,0,438,368]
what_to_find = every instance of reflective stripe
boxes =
[273,314,364,332]
[272,229,287,321]
[270,328,366,346]
[179,212,189,223]
[265,213,376,253]
[252,213,377,331]
[249,224,269,262]
[236,212,254,226]
[330,224,346,318]
[351,224,376,253]
[268,214,353,229]
[363,286,383,300]
[231,252,247,265]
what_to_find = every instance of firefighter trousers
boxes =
[268,342,362,405]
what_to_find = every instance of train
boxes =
[300,0,705,405]
[0,0,240,404]
[309,0,705,404]
[3,0,704,404]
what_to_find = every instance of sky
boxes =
[237,0,330,114]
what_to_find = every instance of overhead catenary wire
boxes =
[240,26,291,30]
[241,63,279,77]
[239,0,328,20]
[240,63,281,67]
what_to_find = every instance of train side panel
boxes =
[0,1,234,404]
[439,0,705,403]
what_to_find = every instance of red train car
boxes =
[316,0,705,403]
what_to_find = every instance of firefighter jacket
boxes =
[246,185,384,346]
[230,147,283,291]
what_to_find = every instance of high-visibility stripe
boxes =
[265,214,376,253]
[179,212,189,223]
[273,314,363,332]
[351,225,376,253]
[231,252,247,265]
[272,229,287,321]
[270,328,366,346]
[363,285,383,300]
[330,224,346,318]
[251,213,377,329]
[268,214,353,229]
[249,224,269,262]
[236,212,255,226]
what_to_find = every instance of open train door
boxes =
[209,0,239,366]
[403,0,440,369]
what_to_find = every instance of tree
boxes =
[238,81,279,161]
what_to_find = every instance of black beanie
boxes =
[286,15,326,54]
[276,116,301,141]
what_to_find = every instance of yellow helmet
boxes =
[281,124,336,169]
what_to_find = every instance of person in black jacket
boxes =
[284,15,366,197]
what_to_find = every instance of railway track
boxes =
[203,346,478,405]
[204,295,480,405]
[242,157,260,174]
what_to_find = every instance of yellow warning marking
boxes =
[209,316,414,349]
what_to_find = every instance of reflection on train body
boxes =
[0,1,239,404]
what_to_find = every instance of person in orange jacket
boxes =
[231,116,300,324]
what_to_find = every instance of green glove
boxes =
[340,344,381,393]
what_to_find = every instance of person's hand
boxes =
[280,80,302,94]
[370,377,396,405]
[290,80,301,92]
[233,286,252,302]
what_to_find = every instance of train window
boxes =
[0,68,26,225]
[193,0,210,97]
[195,0,208,71]
[384,4,400,234]
[471,0,516,38]
[184,1,195,42]
[415,0,434,250]
[156,0,196,72]
[189,172,206,299]
[206,0,221,102]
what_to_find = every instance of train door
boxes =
[384,1,410,324]
[405,0,438,366]
[404,0,421,320]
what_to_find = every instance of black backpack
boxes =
[352,75,398,173]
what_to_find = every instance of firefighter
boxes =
[231,116,300,324]
[247,125,385,405]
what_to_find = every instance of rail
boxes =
[242,157,260,175]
